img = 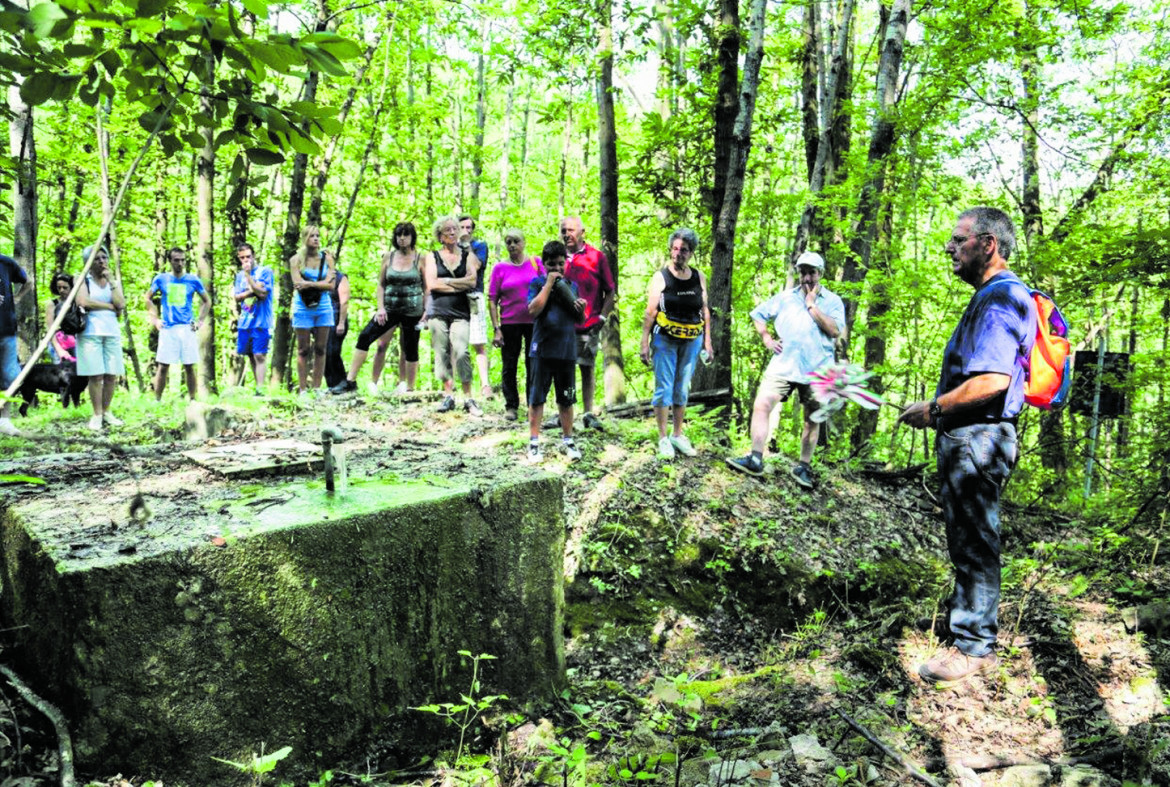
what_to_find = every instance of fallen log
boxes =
[603,388,733,419]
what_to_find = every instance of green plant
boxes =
[413,651,508,767]
[210,744,293,786]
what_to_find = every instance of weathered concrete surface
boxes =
[0,459,565,784]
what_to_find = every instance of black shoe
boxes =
[790,463,815,489]
[437,395,456,413]
[329,379,358,395]
[582,413,603,430]
[725,454,764,477]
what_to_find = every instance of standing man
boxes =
[898,207,1037,685]
[560,216,616,429]
[459,214,493,400]
[147,246,210,400]
[232,242,273,391]
[725,251,843,488]
[0,250,29,436]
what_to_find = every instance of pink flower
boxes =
[805,362,887,423]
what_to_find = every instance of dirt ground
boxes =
[1,389,1167,786]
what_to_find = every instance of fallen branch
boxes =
[836,709,940,787]
[603,388,732,419]
[0,664,74,787]
[929,747,1124,772]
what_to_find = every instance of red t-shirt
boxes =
[563,242,615,333]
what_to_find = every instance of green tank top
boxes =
[383,256,424,318]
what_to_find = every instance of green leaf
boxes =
[241,0,268,18]
[252,745,292,773]
[28,1,69,38]
[19,72,56,105]
[302,47,348,77]
[0,475,46,485]
[302,32,363,60]
[245,147,285,165]
[98,49,121,77]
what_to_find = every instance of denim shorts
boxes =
[237,327,271,356]
[650,330,702,407]
[291,295,335,329]
[0,335,19,390]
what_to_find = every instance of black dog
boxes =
[18,362,87,416]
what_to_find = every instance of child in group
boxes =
[526,240,587,462]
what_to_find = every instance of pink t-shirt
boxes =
[489,256,545,325]
[564,242,616,332]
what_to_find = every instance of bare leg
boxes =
[88,376,106,417]
[474,344,491,397]
[580,365,596,415]
[153,363,169,400]
[311,326,330,389]
[405,361,418,390]
[345,349,369,383]
[559,403,574,438]
[253,354,267,388]
[183,365,198,400]
[654,405,669,439]
[295,329,311,392]
[102,375,116,411]
[371,330,393,385]
[799,413,820,464]
[750,392,782,456]
[671,405,686,438]
[528,404,543,440]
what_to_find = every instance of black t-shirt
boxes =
[528,276,579,360]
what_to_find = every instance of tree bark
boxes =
[800,0,819,183]
[498,81,515,217]
[8,84,38,356]
[697,0,768,394]
[470,18,488,218]
[195,51,217,395]
[597,0,625,406]
[838,0,909,337]
[709,0,740,231]
[54,170,84,272]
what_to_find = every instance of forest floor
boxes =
[0,386,1168,787]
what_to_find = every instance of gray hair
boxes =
[433,215,459,242]
[669,227,699,254]
[503,228,525,242]
[81,244,109,264]
[958,207,1016,261]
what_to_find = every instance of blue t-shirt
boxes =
[150,272,206,327]
[0,254,29,338]
[936,271,1037,421]
[528,276,579,361]
[234,266,274,331]
[471,239,488,292]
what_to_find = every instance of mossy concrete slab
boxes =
[0,468,565,784]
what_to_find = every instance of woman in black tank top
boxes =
[423,216,481,415]
[638,228,713,460]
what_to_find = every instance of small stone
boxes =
[707,759,762,785]
[650,676,683,705]
[788,733,832,773]
[999,764,1052,787]
[1058,764,1118,787]
[755,749,789,764]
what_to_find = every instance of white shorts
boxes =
[157,324,199,366]
[468,293,488,346]
[77,334,125,376]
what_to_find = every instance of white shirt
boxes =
[750,285,845,382]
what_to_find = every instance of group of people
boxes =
[0,205,1037,689]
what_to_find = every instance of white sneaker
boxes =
[0,418,20,437]
[669,434,697,457]
[103,412,124,427]
[562,440,582,461]
[393,381,408,395]
[87,415,104,432]
[657,436,676,459]
[527,441,542,463]
[367,381,380,397]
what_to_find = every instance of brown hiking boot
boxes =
[918,647,998,685]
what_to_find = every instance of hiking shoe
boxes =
[367,381,380,396]
[583,412,603,430]
[562,440,582,461]
[437,395,456,413]
[464,399,483,417]
[657,436,676,459]
[725,454,764,477]
[915,616,952,641]
[103,412,124,427]
[527,441,542,462]
[0,418,20,437]
[790,463,815,489]
[669,434,697,457]
[504,408,518,422]
[330,379,358,395]
[918,647,998,685]
[87,415,103,432]
[393,381,409,395]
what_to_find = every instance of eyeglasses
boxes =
[504,238,521,244]
[441,227,458,234]
[946,232,992,248]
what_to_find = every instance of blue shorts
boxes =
[0,335,19,390]
[291,295,335,330]
[237,327,271,356]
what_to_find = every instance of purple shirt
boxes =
[936,271,1037,422]
[489,256,545,325]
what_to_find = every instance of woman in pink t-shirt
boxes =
[489,229,545,421]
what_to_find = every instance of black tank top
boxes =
[658,266,703,324]
[430,248,471,321]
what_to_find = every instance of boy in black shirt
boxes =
[526,241,586,461]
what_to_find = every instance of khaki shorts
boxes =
[575,327,601,368]
[468,293,488,346]
[757,373,817,410]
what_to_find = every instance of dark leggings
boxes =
[355,311,421,362]
[499,323,534,410]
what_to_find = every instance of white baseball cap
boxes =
[795,251,825,271]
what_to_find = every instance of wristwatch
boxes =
[929,400,943,422]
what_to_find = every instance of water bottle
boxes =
[700,349,711,365]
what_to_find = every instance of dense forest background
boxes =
[3,0,1170,510]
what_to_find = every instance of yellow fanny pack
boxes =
[655,312,703,340]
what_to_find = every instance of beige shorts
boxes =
[575,326,601,368]
[468,294,488,346]
[757,373,817,410]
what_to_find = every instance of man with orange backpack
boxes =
[898,207,1039,686]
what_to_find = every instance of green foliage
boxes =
[210,744,293,786]
[413,651,507,772]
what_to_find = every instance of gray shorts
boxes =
[575,327,600,368]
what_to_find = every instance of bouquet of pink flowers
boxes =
[805,362,888,423]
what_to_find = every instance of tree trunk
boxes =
[559,101,573,216]
[597,0,625,406]
[518,88,531,211]
[470,19,488,218]
[54,170,84,272]
[195,52,217,395]
[336,95,389,259]
[96,107,147,392]
[697,0,768,394]
[8,84,38,356]
[709,0,740,230]
[498,81,515,217]
[838,0,909,337]
[800,0,819,183]
[850,196,895,453]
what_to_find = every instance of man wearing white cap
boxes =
[726,251,844,488]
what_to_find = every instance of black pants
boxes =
[500,323,534,411]
[325,324,348,388]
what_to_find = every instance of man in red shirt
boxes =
[560,216,616,428]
